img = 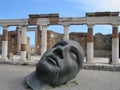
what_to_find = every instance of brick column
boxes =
[2,26,8,61]
[35,26,38,55]
[35,25,41,55]
[17,27,21,53]
[20,26,27,62]
[112,25,119,64]
[63,25,69,40]
[41,25,47,56]
[87,25,94,63]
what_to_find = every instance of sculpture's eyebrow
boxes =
[53,41,68,47]
[70,46,80,64]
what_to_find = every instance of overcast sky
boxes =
[0,0,120,45]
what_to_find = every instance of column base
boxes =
[20,58,27,62]
[19,59,27,65]
[20,51,27,62]
[1,56,8,61]
[86,59,94,64]
[111,61,120,65]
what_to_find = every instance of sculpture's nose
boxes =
[53,47,64,59]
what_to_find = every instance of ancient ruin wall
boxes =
[36,31,114,57]
[0,30,30,54]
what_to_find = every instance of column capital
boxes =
[112,24,118,27]
[41,25,48,30]
[21,25,28,27]
[41,24,48,27]
[87,24,94,28]
[63,24,70,27]
[2,25,9,30]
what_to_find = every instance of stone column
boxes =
[20,26,27,62]
[41,25,47,56]
[35,25,41,55]
[2,26,8,61]
[112,25,119,64]
[35,26,38,55]
[63,25,69,40]
[87,25,94,63]
[17,27,21,53]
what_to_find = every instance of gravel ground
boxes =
[0,64,120,90]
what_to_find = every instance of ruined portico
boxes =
[0,12,120,64]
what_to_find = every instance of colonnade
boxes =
[0,24,119,65]
[38,24,119,65]
[1,26,27,62]
[0,24,119,64]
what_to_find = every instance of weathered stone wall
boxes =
[94,33,112,57]
[0,30,30,54]
[0,29,118,58]
[35,30,63,55]
[70,32,87,56]
[36,31,114,57]
[69,32,113,57]
[8,31,18,54]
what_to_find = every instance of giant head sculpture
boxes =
[25,40,84,90]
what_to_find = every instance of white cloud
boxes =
[66,0,120,12]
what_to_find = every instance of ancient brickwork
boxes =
[35,31,116,57]
[8,30,18,54]
[0,29,119,57]
[70,32,87,56]
[112,27,118,38]
[94,33,112,57]
[35,30,63,55]
[0,30,30,54]
[2,30,8,41]
[87,27,93,42]
[36,27,41,55]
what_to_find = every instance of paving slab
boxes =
[0,64,120,90]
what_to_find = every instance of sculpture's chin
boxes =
[36,63,72,86]
[36,62,60,84]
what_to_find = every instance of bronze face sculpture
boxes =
[25,40,84,90]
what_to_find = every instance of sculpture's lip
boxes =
[47,55,59,67]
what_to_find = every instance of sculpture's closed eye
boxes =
[70,46,78,62]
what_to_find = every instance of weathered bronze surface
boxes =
[25,40,84,90]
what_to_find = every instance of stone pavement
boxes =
[0,64,120,90]
[0,55,120,71]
